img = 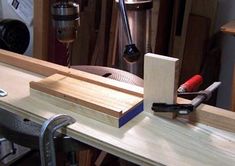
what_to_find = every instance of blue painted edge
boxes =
[119,101,144,127]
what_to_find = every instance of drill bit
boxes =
[66,42,73,68]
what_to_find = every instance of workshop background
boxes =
[0,0,234,110]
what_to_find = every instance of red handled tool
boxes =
[177,74,203,93]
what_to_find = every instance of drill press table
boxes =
[0,49,235,166]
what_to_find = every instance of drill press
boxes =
[51,0,79,68]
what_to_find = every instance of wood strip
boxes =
[91,0,108,65]
[94,151,107,166]
[180,14,210,83]
[107,2,118,67]
[0,49,143,97]
[169,0,192,71]
[1,50,235,132]
[30,74,143,118]
[144,53,179,118]
[30,88,120,127]
[33,0,49,60]
[191,104,235,132]
[155,0,174,55]
[177,97,235,132]
[1,60,235,166]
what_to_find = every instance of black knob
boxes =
[123,44,140,63]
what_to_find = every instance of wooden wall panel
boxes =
[33,0,50,60]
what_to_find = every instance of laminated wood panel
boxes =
[0,49,143,98]
[30,74,143,127]
[1,49,235,131]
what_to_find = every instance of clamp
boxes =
[39,114,76,166]
[152,82,221,115]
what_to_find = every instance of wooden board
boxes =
[221,20,235,35]
[177,97,235,132]
[180,14,210,83]
[169,0,192,70]
[155,0,174,55]
[30,74,143,127]
[144,53,179,118]
[1,49,235,131]
[1,62,235,166]
[33,0,50,60]
[0,49,143,98]
[191,0,218,36]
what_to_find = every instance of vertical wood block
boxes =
[144,53,179,118]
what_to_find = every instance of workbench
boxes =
[0,50,235,166]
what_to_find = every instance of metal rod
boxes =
[191,82,221,107]
[119,0,133,44]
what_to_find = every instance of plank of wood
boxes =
[1,62,235,166]
[155,0,174,55]
[151,0,160,52]
[221,20,235,35]
[79,149,98,166]
[177,97,235,132]
[1,49,235,131]
[33,0,49,60]
[0,49,143,98]
[30,74,143,118]
[169,0,192,71]
[180,14,210,83]
[95,151,107,166]
[91,0,108,65]
[144,53,179,118]
[191,0,218,36]
[30,88,120,127]
[107,2,119,67]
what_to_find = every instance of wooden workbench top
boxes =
[1,62,235,166]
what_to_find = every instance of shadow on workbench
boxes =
[4,149,138,166]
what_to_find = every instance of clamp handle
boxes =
[152,103,194,115]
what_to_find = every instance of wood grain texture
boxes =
[0,49,143,98]
[177,97,235,132]
[33,0,49,60]
[221,20,235,35]
[1,62,235,166]
[107,2,119,67]
[30,74,142,118]
[1,49,235,130]
[180,14,210,83]
[30,89,120,127]
[155,0,174,55]
[144,53,179,118]
[169,0,192,70]
[191,0,218,36]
